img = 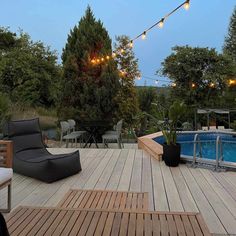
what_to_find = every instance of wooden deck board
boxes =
[2,148,236,235]
[6,206,211,236]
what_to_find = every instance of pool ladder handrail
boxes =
[192,133,202,167]
[215,135,223,171]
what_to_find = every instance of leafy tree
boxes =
[136,87,157,136]
[0,92,11,128]
[114,35,140,127]
[159,46,235,107]
[0,28,60,107]
[0,27,17,50]
[60,6,120,121]
[223,6,236,62]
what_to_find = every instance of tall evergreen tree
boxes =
[60,6,120,121]
[223,6,236,62]
[114,35,140,127]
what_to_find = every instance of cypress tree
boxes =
[223,6,236,62]
[60,6,120,121]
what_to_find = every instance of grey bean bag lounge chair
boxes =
[6,118,82,183]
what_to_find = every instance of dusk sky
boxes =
[1,0,235,86]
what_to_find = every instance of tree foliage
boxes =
[0,27,60,107]
[224,6,236,62]
[60,6,120,121]
[159,46,235,107]
[114,35,140,127]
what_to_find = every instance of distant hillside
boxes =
[136,86,171,95]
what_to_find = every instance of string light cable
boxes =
[90,0,191,64]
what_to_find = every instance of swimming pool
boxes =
[153,132,236,163]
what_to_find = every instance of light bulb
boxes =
[120,48,124,54]
[172,83,176,87]
[129,41,133,48]
[101,57,104,62]
[91,59,96,64]
[158,18,165,28]
[184,0,190,10]
[96,59,100,63]
[191,83,196,88]
[141,31,146,40]
[112,52,116,58]
[106,55,110,60]
[210,83,215,88]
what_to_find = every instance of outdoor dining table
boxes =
[78,120,110,148]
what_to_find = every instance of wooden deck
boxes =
[6,206,211,236]
[1,148,236,235]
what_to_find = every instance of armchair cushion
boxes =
[0,168,13,185]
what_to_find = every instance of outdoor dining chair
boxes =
[67,119,86,145]
[60,121,85,147]
[102,119,123,148]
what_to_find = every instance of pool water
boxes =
[153,132,236,163]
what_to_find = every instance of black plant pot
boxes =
[162,143,181,167]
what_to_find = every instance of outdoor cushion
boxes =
[6,118,82,183]
[0,168,13,185]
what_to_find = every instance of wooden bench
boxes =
[6,206,211,236]
[57,189,149,210]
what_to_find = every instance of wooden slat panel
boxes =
[57,189,149,211]
[6,206,211,236]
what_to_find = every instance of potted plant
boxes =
[158,101,187,167]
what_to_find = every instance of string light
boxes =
[184,0,190,10]
[191,83,196,88]
[129,41,133,48]
[209,82,215,88]
[229,79,236,86]
[141,31,147,40]
[158,18,165,28]
[89,0,190,65]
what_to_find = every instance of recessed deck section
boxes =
[1,148,236,235]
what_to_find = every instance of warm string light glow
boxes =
[158,18,165,28]
[184,0,190,10]
[229,79,236,86]
[90,0,190,66]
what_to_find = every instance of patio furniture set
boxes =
[60,119,124,149]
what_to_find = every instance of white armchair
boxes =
[0,141,13,213]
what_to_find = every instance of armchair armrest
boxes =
[0,141,13,168]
